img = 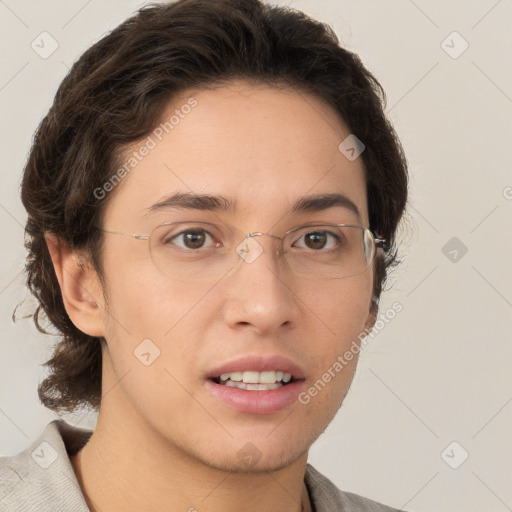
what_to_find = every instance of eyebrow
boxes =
[145,191,362,223]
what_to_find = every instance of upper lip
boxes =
[206,354,306,380]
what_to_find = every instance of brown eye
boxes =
[304,232,328,250]
[170,229,214,250]
[293,229,341,251]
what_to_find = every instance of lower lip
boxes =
[205,379,306,415]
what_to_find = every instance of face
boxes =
[92,80,376,472]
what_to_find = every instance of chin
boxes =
[192,432,313,474]
[204,450,306,474]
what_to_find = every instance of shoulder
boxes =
[0,420,92,512]
[305,463,408,512]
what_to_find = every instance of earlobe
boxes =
[45,234,105,337]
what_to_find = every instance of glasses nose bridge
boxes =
[245,231,284,257]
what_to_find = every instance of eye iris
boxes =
[184,231,206,249]
[305,232,327,250]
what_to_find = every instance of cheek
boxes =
[101,248,198,337]
[100,257,215,387]
[99,271,203,416]
[306,273,373,340]
[299,275,372,395]
[299,284,371,420]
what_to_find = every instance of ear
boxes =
[364,296,378,332]
[45,234,106,338]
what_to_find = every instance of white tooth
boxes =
[220,370,292,385]
[242,371,260,384]
[246,383,283,391]
[257,383,281,390]
[222,380,283,391]
[224,380,248,389]
[259,371,277,384]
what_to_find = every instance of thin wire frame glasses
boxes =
[99,221,388,281]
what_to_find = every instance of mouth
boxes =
[205,355,306,414]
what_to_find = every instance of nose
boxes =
[222,233,301,335]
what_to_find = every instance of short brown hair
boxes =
[20,0,408,414]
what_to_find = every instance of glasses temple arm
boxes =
[374,237,389,252]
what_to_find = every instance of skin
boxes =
[48,80,378,512]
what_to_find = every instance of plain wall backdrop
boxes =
[1,1,511,511]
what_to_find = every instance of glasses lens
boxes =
[149,222,375,281]
[149,221,236,281]
[283,225,373,279]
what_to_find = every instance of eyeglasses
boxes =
[99,221,388,281]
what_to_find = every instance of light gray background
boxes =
[1,1,511,511]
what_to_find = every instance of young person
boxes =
[0,1,409,510]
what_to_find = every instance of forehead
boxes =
[103,80,369,229]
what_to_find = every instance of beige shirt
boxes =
[0,420,407,511]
